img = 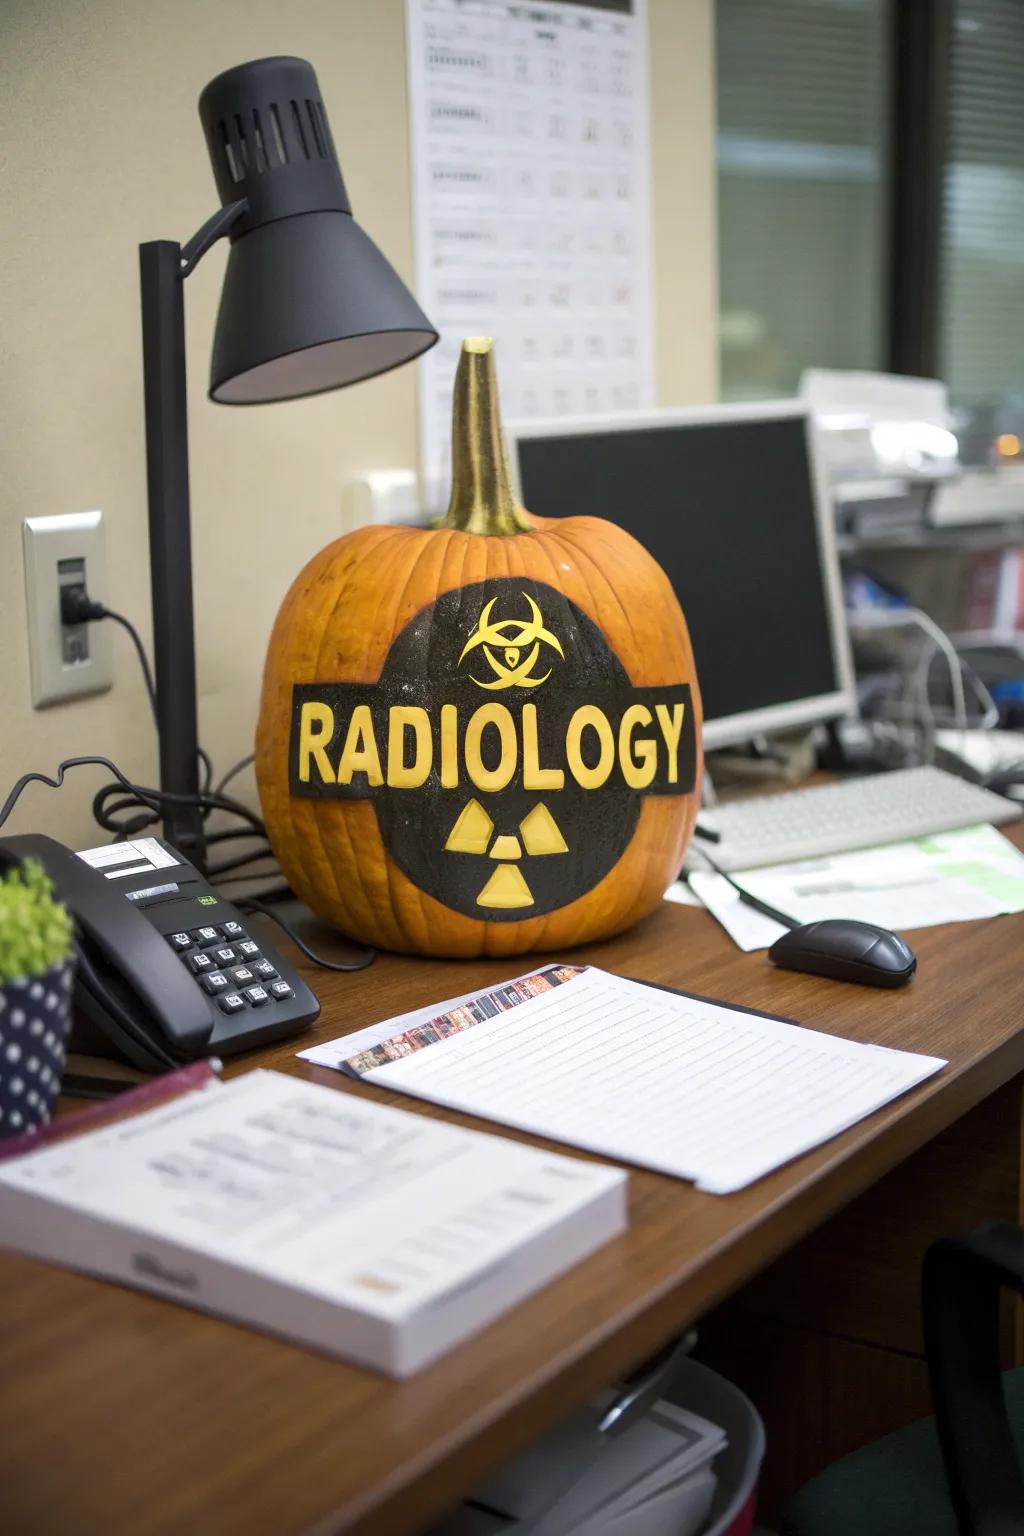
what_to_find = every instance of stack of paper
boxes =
[432,1394,726,1536]
[0,1070,626,1376]
[683,823,1024,952]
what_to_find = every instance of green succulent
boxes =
[0,859,75,985]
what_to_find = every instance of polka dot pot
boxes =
[0,960,75,1139]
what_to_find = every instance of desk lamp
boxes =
[140,55,437,855]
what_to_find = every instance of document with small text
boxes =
[303,967,946,1194]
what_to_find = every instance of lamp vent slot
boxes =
[219,119,243,183]
[306,98,326,158]
[269,102,288,164]
[291,98,310,158]
[313,99,336,161]
[251,107,270,170]
[233,114,250,172]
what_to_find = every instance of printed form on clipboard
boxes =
[299,967,946,1194]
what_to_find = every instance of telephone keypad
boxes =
[174,920,302,1017]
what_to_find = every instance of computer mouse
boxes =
[768,919,917,989]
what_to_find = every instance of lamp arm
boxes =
[179,199,248,278]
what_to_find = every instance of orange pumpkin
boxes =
[256,338,702,958]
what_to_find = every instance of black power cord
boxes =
[51,584,375,970]
[59,586,274,870]
[684,840,799,930]
[0,756,377,976]
[237,897,376,973]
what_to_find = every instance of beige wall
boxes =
[0,0,716,847]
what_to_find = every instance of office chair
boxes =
[782,1222,1024,1536]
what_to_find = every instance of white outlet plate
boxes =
[23,511,113,707]
[342,470,424,533]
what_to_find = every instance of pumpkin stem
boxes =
[438,338,534,536]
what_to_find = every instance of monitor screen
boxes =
[512,409,850,747]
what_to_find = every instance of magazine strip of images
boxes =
[341,964,588,1077]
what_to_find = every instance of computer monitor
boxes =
[509,401,856,752]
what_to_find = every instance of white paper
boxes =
[406,0,654,506]
[686,875,788,952]
[690,824,1024,953]
[310,969,946,1194]
[76,837,179,879]
[536,1402,722,1536]
[440,1388,724,1536]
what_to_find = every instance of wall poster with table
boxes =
[405,0,655,504]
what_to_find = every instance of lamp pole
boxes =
[139,238,202,857]
[138,205,246,860]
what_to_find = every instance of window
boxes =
[716,0,893,400]
[941,0,1024,461]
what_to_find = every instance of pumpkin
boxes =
[256,338,703,958]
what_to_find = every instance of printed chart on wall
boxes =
[406,0,654,508]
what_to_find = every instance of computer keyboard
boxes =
[697,765,1022,871]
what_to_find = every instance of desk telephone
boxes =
[0,833,320,1072]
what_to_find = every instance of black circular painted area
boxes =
[374,578,640,921]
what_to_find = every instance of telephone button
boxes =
[236,940,260,960]
[270,981,294,1001]
[201,971,230,994]
[218,992,247,1015]
[168,932,193,952]
[252,959,278,981]
[213,946,238,968]
[219,921,245,940]
[191,926,220,947]
[244,986,270,1007]
[229,966,256,986]
[187,951,215,974]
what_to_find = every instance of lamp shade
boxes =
[198,56,437,403]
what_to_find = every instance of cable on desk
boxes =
[237,896,377,973]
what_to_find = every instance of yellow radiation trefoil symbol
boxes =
[459,593,564,691]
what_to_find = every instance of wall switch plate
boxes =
[23,511,113,707]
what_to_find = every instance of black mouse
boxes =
[768,919,917,989]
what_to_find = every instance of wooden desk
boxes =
[2,831,1024,1536]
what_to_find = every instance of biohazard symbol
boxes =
[444,798,569,908]
[458,593,564,691]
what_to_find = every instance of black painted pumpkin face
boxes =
[289,577,697,922]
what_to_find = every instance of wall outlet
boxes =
[23,511,113,707]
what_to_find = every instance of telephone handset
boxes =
[0,833,320,1072]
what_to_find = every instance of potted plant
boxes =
[0,859,75,1138]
